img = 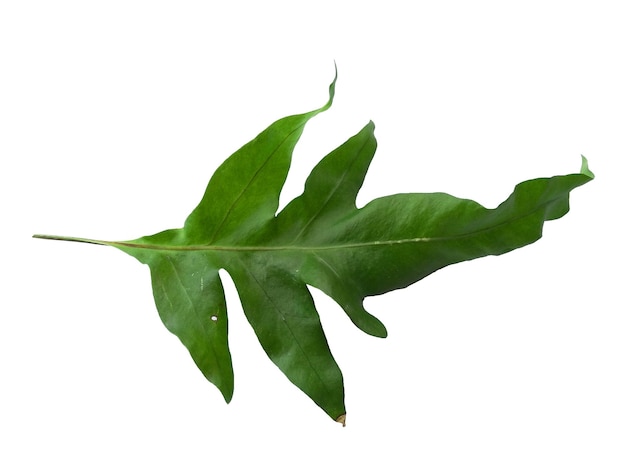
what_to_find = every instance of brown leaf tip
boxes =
[336,414,346,427]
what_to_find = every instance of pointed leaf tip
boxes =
[336,414,346,427]
[581,155,594,179]
[319,64,338,114]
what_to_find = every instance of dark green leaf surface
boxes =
[34,73,594,424]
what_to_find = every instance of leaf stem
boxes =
[32,234,111,246]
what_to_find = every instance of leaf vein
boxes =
[236,261,332,396]
[208,122,310,244]
[290,136,370,243]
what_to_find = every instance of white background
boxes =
[2,1,624,468]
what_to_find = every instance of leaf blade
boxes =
[123,245,234,402]
[304,155,594,296]
[182,70,337,245]
[34,74,594,423]
[225,254,345,420]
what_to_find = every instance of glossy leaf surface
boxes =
[34,74,594,424]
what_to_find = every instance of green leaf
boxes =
[34,71,594,425]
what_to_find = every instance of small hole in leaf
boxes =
[210,315,218,322]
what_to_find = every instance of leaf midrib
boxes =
[32,187,571,253]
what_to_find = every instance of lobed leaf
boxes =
[34,71,593,424]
